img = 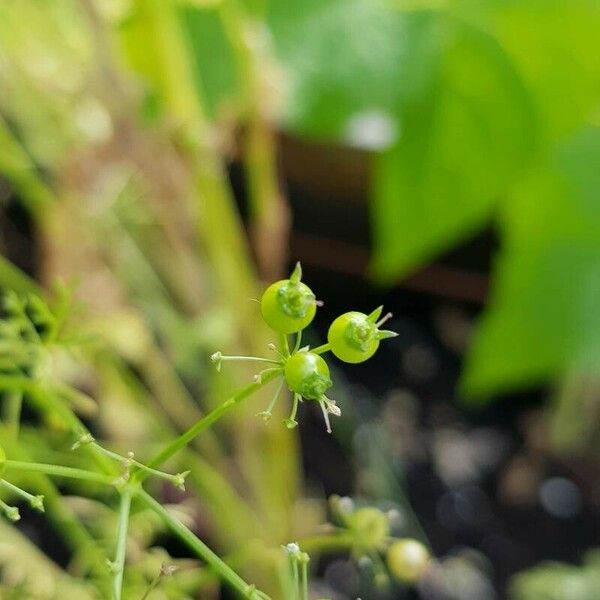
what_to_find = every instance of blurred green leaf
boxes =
[267,0,438,139]
[462,127,600,397]
[371,18,536,280]
[492,0,600,141]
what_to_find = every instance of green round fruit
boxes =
[387,539,430,584]
[350,507,390,549]
[260,279,317,334]
[328,312,379,363]
[284,352,332,400]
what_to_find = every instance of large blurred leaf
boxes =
[371,18,536,280]
[462,127,600,397]
[267,0,438,139]
[492,0,600,142]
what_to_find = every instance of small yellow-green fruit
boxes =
[284,351,332,400]
[328,312,379,363]
[387,539,430,584]
[260,263,317,334]
[349,507,390,550]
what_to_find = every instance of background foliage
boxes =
[0,0,599,598]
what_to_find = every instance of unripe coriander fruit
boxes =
[350,507,390,549]
[387,539,430,584]
[284,352,332,400]
[260,262,317,334]
[328,312,379,363]
[261,280,316,334]
[0,445,5,477]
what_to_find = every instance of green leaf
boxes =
[371,18,536,280]
[267,0,438,140]
[461,127,600,398]
[492,0,600,141]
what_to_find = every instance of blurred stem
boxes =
[90,442,179,486]
[290,556,299,600]
[131,0,260,342]
[112,488,133,600]
[4,460,113,485]
[219,0,289,281]
[0,428,112,592]
[0,376,117,475]
[300,559,308,600]
[137,489,271,599]
[138,368,281,478]
[124,0,302,546]
[297,533,355,554]
[0,114,54,217]
[3,390,23,438]
[88,208,226,460]
[0,479,41,508]
[139,570,163,600]
[0,255,42,295]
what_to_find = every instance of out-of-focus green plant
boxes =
[509,550,600,600]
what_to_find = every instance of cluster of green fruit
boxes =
[213,263,397,432]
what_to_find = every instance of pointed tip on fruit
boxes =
[368,305,384,323]
[290,262,302,284]
[377,329,398,340]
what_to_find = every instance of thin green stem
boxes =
[137,489,271,599]
[221,355,280,365]
[293,331,302,354]
[290,557,300,600]
[279,333,290,357]
[112,488,133,600]
[257,377,285,420]
[4,460,113,485]
[137,369,281,479]
[310,343,331,355]
[91,443,181,487]
[284,393,300,429]
[0,498,20,521]
[0,479,43,511]
[139,571,162,600]
[300,559,308,600]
